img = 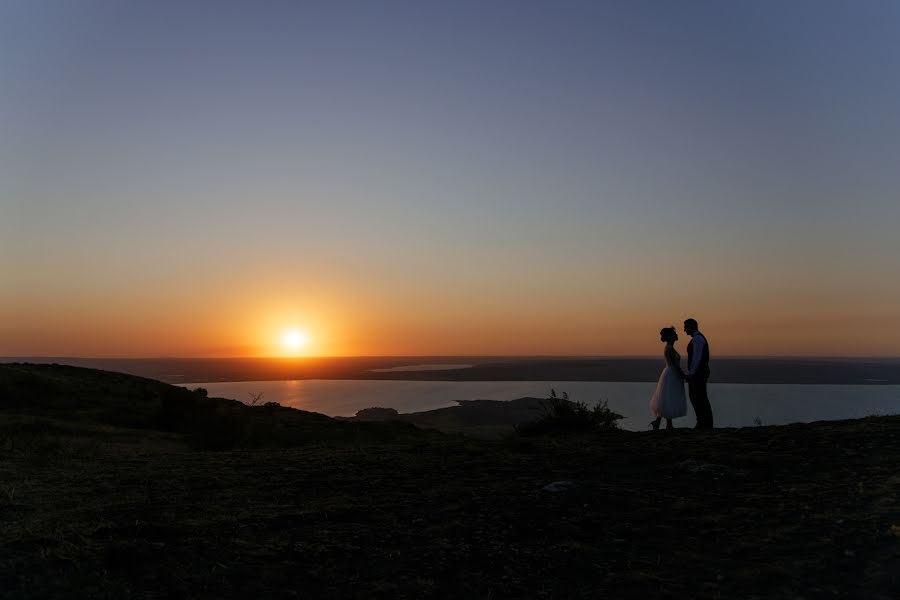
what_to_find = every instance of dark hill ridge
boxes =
[5,356,900,384]
[0,362,435,450]
[1,363,899,598]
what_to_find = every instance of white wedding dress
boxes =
[649,348,687,419]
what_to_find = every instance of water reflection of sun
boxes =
[281,329,308,354]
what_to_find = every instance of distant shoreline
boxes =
[3,356,899,386]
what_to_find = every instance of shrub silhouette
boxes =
[516,390,622,436]
[355,407,400,420]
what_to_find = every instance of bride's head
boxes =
[660,327,678,343]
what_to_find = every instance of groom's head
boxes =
[683,318,699,335]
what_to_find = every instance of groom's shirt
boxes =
[688,332,708,376]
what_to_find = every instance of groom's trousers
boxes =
[688,376,714,429]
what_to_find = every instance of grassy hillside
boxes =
[1,363,899,599]
[0,362,438,452]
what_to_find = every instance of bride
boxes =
[649,326,687,430]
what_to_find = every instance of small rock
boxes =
[677,459,743,477]
[542,481,576,493]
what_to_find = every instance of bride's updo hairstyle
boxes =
[660,326,677,342]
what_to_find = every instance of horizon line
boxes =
[3,354,899,361]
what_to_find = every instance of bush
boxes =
[354,407,400,420]
[515,391,622,437]
[154,387,201,432]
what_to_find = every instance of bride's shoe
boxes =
[650,418,661,431]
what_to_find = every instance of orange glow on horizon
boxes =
[2,284,900,358]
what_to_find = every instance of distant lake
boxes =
[182,380,900,431]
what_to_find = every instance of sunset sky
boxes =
[2,1,899,358]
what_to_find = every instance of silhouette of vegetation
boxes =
[516,389,623,436]
[354,407,400,420]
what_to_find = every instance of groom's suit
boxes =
[687,332,714,429]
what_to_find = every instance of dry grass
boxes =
[1,363,899,598]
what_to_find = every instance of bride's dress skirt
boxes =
[650,366,687,419]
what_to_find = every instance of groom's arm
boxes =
[688,336,706,376]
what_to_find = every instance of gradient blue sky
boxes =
[2,1,899,357]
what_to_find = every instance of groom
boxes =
[684,318,714,429]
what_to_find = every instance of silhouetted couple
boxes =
[649,318,714,430]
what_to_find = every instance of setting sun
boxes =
[281,329,308,354]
